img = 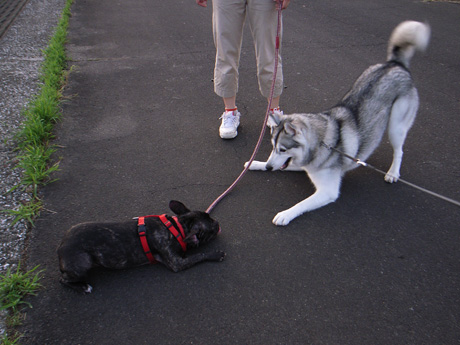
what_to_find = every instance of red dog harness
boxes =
[137,214,187,264]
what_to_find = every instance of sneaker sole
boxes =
[219,129,238,139]
[220,133,238,139]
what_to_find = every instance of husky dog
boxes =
[247,21,430,226]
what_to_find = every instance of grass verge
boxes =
[1,0,73,343]
[0,265,43,344]
[4,0,73,223]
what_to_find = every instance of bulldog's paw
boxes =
[83,284,93,294]
[209,251,226,262]
[60,279,93,294]
[244,161,267,171]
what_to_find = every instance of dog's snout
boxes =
[266,165,273,171]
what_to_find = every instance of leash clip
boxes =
[320,141,331,150]
[356,159,367,167]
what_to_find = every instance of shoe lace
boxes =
[220,112,238,127]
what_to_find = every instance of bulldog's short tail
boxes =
[387,21,430,68]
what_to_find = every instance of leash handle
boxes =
[206,3,283,214]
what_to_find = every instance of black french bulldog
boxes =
[57,201,225,293]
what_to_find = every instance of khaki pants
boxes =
[212,0,283,98]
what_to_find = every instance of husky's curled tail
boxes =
[387,21,430,68]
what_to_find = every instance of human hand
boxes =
[274,0,291,10]
[196,0,207,7]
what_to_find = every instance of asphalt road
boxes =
[21,0,460,344]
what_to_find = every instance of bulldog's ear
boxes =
[267,112,282,128]
[169,200,190,215]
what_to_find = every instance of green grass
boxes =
[0,265,42,313]
[9,0,73,219]
[2,200,43,227]
[0,0,73,343]
[0,265,43,344]
[14,146,59,196]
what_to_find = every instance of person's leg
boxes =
[269,96,280,111]
[223,96,236,110]
[213,0,246,139]
[212,0,246,99]
[247,0,284,109]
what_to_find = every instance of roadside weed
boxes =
[0,265,42,313]
[9,0,73,225]
[0,265,43,344]
[15,146,59,197]
[2,200,43,227]
[0,0,73,342]
[0,333,22,344]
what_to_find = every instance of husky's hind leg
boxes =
[385,90,419,183]
[273,168,342,226]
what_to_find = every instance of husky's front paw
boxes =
[272,210,295,226]
[384,172,399,183]
[244,161,267,171]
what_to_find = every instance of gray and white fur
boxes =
[247,21,430,226]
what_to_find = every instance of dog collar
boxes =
[137,214,187,264]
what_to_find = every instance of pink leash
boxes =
[206,1,283,214]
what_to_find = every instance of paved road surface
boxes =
[21,0,460,344]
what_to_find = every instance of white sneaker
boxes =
[267,107,283,128]
[270,107,284,116]
[271,107,283,116]
[219,110,241,139]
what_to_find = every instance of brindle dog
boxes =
[58,201,224,293]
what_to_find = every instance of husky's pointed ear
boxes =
[169,200,190,215]
[268,112,282,128]
[284,122,297,136]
